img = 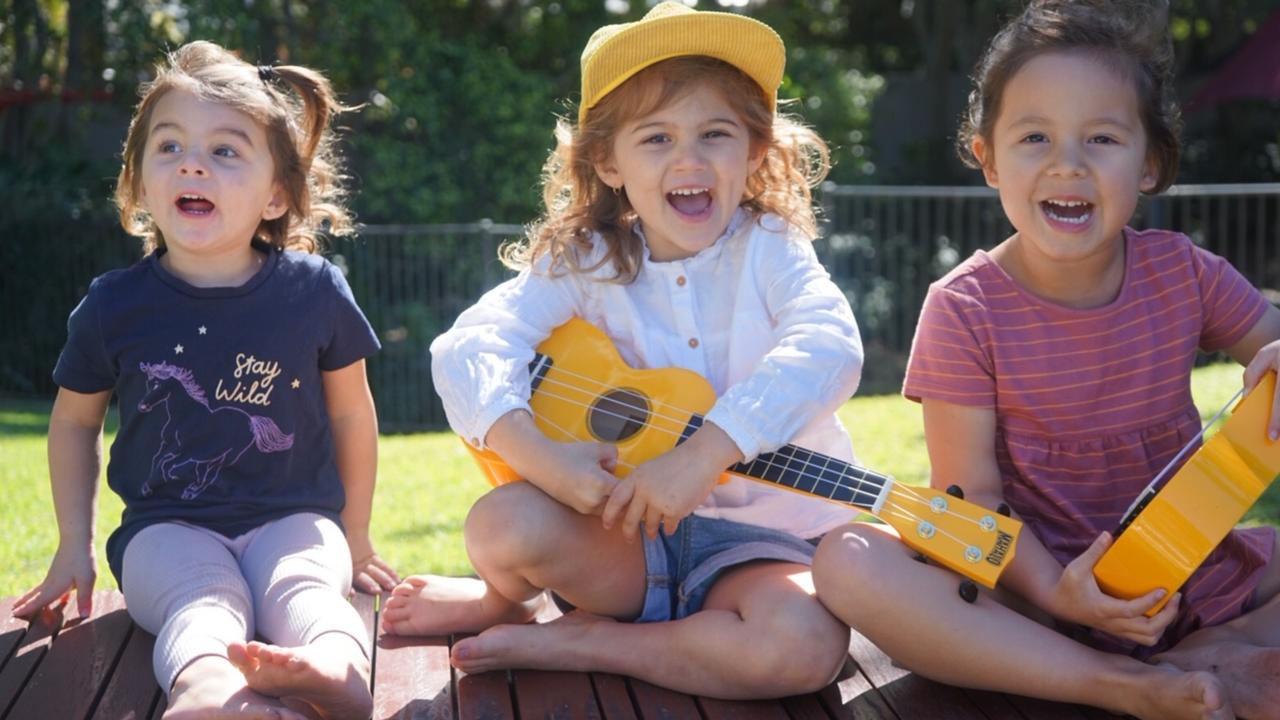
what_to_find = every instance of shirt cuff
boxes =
[465,394,531,450]
[703,405,764,462]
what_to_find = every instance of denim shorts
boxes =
[635,514,820,623]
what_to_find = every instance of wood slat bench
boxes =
[0,591,1121,720]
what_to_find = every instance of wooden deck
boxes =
[0,591,1122,720]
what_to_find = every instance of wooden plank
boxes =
[10,591,133,719]
[0,597,66,718]
[371,593,453,720]
[91,623,163,720]
[823,646,898,719]
[0,609,27,673]
[696,696,789,720]
[626,678,701,720]
[511,669,603,720]
[588,674,639,720]
[842,631,985,720]
[456,669,515,720]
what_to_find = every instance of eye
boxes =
[1089,135,1118,145]
[641,133,670,145]
[157,140,181,153]
[213,145,240,159]
[1020,132,1048,144]
[704,129,731,140]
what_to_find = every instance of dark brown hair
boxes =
[956,0,1181,193]
[505,56,830,282]
[116,41,353,254]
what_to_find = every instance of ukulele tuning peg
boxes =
[958,579,979,604]
[996,502,1011,517]
[945,484,965,499]
[912,553,928,564]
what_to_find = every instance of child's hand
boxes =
[12,544,96,620]
[1243,338,1280,440]
[347,534,399,594]
[602,422,741,541]
[534,440,620,516]
[1050,532,1179,646]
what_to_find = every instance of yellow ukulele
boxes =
[1094,372,1280,616]
[463,318,1022,589]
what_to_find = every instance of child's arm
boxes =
[923,397,1180,647]
[483,408,620,516]
[12,387,110,619]
[323,359,399,594]
[1230,305,1280,439]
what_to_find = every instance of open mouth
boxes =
[175,193,216,216]
[667,187,713,219]
[1040,198,1093,226]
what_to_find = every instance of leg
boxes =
[381,481,647,635]
[453,561,850,698]
[1155,534,1280,720]
[811,522,1232,720]
[121,523,300,718]
[228,513,373,720]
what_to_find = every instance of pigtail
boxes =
[260,65,355,253]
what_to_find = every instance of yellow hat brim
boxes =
[579,5,784,125]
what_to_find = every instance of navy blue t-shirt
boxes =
[53,241,381,584]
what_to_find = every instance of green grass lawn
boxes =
[2,361,1277,598]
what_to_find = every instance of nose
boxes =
[672,137,708,171]
[177,152,208,177]
[1048,141,1086,178]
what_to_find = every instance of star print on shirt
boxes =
[291,379,301,389]
[174,344,184,355]
[198,326,207,335]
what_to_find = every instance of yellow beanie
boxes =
[578,2,785,125]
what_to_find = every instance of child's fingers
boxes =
[75,580,94,618]
[1077,532,1112,567]
[1269,386,1280,441]
[622,494,647,541]
[369,555,400,586]
[601,480,634,530]
[645,506,663,540]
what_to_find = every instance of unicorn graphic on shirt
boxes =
[137,361,294,500]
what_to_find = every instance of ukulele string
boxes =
[530,371,988,534]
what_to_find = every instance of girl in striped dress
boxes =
[812,2,1280,719]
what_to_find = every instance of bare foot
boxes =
[226,634,372,720]
[164,656,309,720]
[380,575,539,636]
[450,610,616,674]
[1122,665,1232,720]
[1158,643,1280,720]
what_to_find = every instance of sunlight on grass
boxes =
[2,362,1277,598]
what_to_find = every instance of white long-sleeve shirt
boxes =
[430,211,864,538]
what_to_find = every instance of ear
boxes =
[594,159,622,192]
[1139,157,1159,193]
[262,183,289,221]
[972,136,998,188]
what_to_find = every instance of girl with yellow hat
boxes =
[384,3,862,697]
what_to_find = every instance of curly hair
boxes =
[115,41,354,254]
[504,56,830,282]
[956,0,1181,194]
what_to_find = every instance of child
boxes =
[11,41,399,719]
[381,2,863,699]
[812,2,1280,719]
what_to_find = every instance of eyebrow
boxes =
[151,121,257,146]
[628,116,743,135]
[1005,115,1136,131]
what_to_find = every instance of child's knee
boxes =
[751,599,849,693]
[464,482,564,567]
[813,524,896,608]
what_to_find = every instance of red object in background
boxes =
[1188,9,1280,110]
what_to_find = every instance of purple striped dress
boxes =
[904,227,1276,657]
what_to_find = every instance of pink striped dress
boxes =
[903,227,1276,656]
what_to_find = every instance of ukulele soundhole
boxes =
[588,389,650,442]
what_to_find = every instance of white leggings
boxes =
[121,512,369,693]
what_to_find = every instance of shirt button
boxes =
[471,437,480,446]
[688,338,699,349]
[676,275,687,287]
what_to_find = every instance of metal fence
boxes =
[4,184,1277,431]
